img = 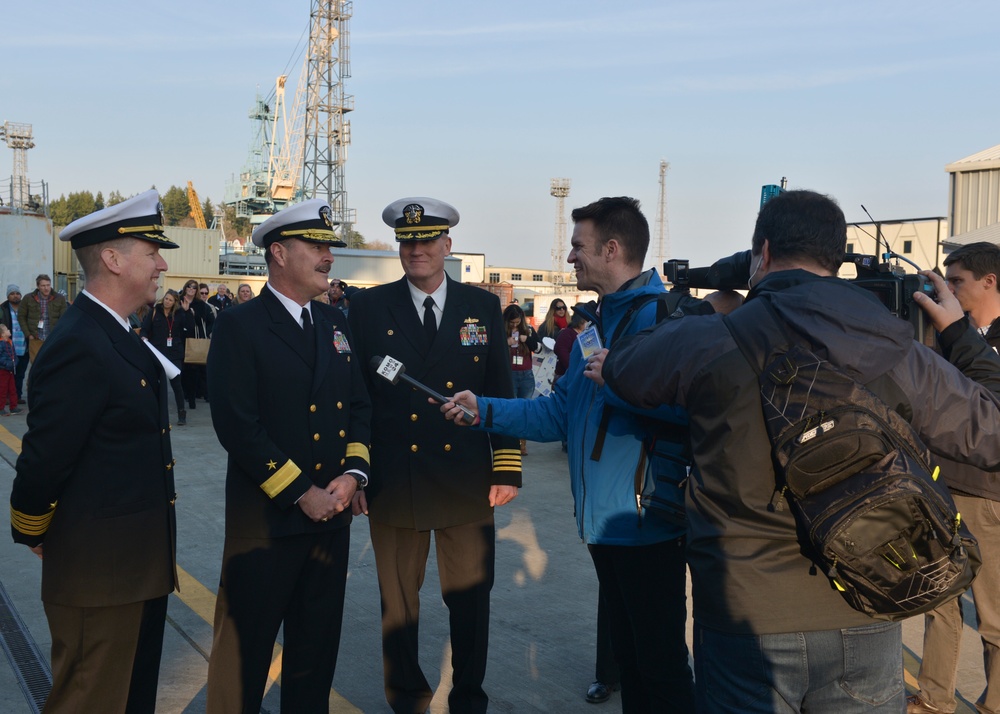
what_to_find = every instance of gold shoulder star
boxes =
[266,460,277,470]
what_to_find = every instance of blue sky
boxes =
[3,0,998,272]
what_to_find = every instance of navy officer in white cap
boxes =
[205,198,372,713]
[348,197,521,714]
[10,189,180,713]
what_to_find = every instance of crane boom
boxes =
[187,181,207,229]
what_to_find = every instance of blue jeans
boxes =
[694,620,904,713]
[511,368,534,399]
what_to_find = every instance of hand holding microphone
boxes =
[371,355,478,425]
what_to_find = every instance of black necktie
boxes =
[301,307,315,349]
[423,296,437,343]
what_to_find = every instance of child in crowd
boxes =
[0,324,22,415]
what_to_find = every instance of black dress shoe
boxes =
[586,681,616,704]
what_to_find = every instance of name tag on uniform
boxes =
[333,330,352,354]
[577,325,603,360]
[167,337,173,347]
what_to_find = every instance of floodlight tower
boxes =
[301,0,356,242]
[550,178,571,277]
[1,121,35,210]
[655,160,670,271]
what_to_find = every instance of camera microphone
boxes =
[370,355,477,425]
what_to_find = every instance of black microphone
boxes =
[370,355,477,425]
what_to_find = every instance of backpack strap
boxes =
[722,297,794,376]
[590,291,702,462]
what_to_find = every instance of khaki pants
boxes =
[28,337,43,362]
[917,494,1000,714]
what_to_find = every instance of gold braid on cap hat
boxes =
[395,223,449,237]
[279,228,340,242]
[117,224,164,235]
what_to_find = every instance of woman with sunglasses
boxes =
[537,298,570,342]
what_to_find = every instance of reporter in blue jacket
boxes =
[441,197,708,714]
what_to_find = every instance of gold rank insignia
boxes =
[267,460,277,470]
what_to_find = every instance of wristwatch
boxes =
[350,472,369,489]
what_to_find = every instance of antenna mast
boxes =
[1,122,35,211]
[301,0,355,242]
[655,160,670,269]
[550,178,571,279]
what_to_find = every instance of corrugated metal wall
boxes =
[161,226,218,276]
[53,224,218,277]
[950,168,1000,237]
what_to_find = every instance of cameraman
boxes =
[910,241,1000,714]
[599,190,1000,713]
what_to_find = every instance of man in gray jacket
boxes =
[910,241,1000,714]
[600,190,1000,713]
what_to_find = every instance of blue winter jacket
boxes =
[477,269,691,545]
[0,340,15,372]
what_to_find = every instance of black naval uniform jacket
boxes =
[207,287,371,538]
[348,276,522,531]
[10,293,178,607]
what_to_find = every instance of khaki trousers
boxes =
[28,336,43,362]
[918,494,1000,714]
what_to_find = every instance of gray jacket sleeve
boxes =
[893,319,1000,469]
[604,313,729,411]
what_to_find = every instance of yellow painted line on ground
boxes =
[175,566,218,626]
[0,422,23,454]
[1,424,360,713]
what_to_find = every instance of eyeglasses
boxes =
[200,290,209,295]
[555,305,566,310]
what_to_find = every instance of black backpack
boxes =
[724,297,981,621]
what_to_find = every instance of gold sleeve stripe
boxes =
[346,442,370,464]
[10,506,56,536]
[261,460,302,499]
[493,449,523,472]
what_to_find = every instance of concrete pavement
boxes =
[0,400,990,712]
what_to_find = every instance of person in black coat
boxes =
[179,278,214,408]
[206,282,232,312]
[348,197,521,714]
[9,189,179,713]
[141,289,194,424]
[205,199,372,713]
